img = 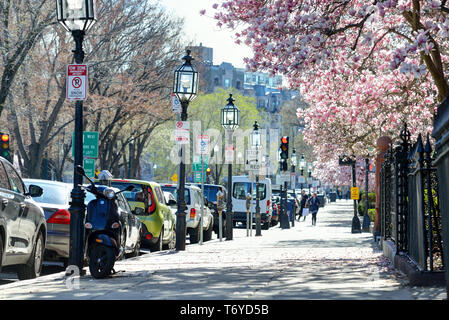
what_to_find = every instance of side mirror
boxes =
[28,185,43,198]
[125,185,135,192]
[168,199,177,206]
[75,165,85,176]
[133,207,145,215]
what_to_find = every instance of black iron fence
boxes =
[379,123,445,272]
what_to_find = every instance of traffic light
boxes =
[206,167,211,176]
[0,133,11,162]
[280,136,289,171]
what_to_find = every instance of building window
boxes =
[236,81,241,89]
[224,78,230,88]
[214,77,219,86]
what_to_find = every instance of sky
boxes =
[158,0,253,69]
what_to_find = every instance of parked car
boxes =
[110,179,176,252]
[23,179,143,264]
[161,184,214,244]
[0,157,46,280]
[231,176,272,229]
[23,179,72,266]
[190,183,227,238]
[163,191,177,217]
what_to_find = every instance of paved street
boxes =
[0,200,446,300]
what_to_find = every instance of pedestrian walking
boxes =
[299,189,309,221]
[307,192,320,226]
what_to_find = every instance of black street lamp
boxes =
[290,148,297,226]
[221,94,240,240]
[299,154,306,189]
[250,121,262,236]
[339,154,361,233]
[173,50,198,251]
[56,0,96,274]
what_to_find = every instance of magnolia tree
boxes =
[206,0,449,185]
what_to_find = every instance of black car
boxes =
[0,157,47,280]
[190,183,227,237]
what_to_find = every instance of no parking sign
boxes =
[67,64,88,101]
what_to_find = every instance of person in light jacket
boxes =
[307,192,320,226]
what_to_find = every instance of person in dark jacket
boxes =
[307,192,321,226]
[299,189,309,221]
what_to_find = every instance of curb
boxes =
[394,255,446,287]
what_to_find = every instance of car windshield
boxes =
[24,182,68,205]
[110,182,144,202]
[161,186,190,205]
[233,182,266,200]
[202,185,221,203]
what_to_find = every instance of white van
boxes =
[231,175,272,229]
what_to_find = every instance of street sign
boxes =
[83,158,95,178]
[171,173,178,183]
[175,121,190,144]
[196,135,210,155]
[172,93,181,114]
[298,176,306,183]
[351,187,360,200]
[245,162,261,171]
[225,144,234,163]
[67,64,88,101]
[72,131,99,158]
[194,171,203,183]
[246,149,260,162]
[192,155,209,172]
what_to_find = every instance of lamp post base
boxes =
[362,213,371,232]
[351,215,362,233]
[255,213,261,236]
[225,211,233,240]
[176,212,187,251]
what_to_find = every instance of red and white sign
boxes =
[175,121,190,144]
[225,144,234,163]
[67,64,88,101]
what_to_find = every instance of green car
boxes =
[110,179,176,252]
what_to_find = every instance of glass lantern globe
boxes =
[173,50,198,103]
[250,121,261,149]
[291,149,298,167]
[221,94,240,130]
[56,0,97,32]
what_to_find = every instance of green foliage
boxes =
[358,192,376,215]
[188,87,259,131]
[367,209,376,222]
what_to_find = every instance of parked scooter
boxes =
[76,166,134,278]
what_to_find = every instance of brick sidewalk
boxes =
[0,200,446,300]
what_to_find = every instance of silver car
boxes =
[23,179,96,266]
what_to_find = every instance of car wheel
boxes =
[149,228,163,252]
[189,223,200,244]
[17,232,44,280]
[263,221,270,230]
[203,220,213,242]
[127,237,141,258]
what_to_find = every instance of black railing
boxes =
[379,123,444,272]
